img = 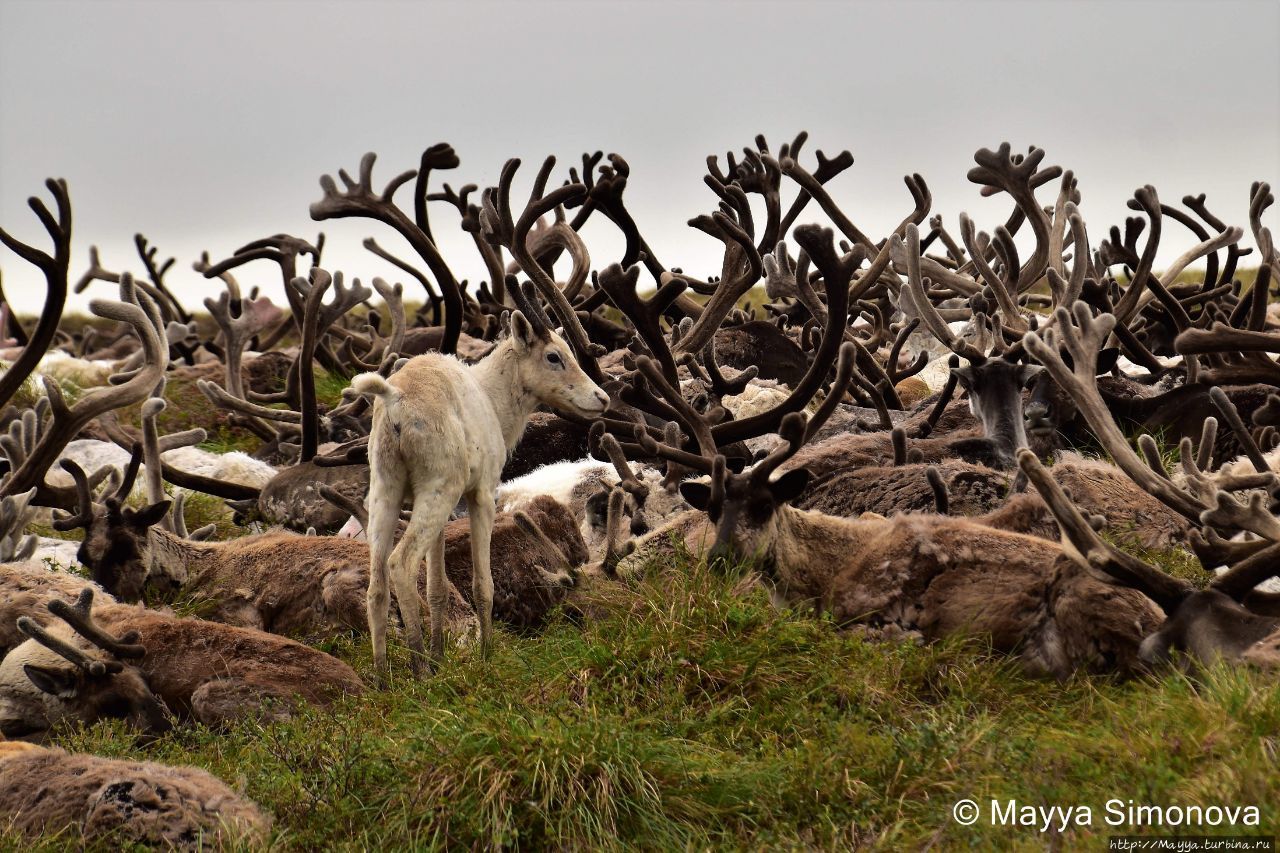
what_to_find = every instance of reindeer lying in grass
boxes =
[0,740,269,848]
[635,413,1161,678]
[57,457,588,644]
[0,584,364,738]
[587,225,1168,677]
[1015,303,1280,669]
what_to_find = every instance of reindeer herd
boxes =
[0,134,1277,845]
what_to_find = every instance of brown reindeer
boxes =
[1018,301,1280,669]
[651,412,1161,677]
[58,458,586,638]
[0,740,269,849]
[595,226,1164,676]
[0,586,364,739]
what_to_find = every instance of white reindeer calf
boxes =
[353,306,607,676]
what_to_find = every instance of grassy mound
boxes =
[12,553,1277,850]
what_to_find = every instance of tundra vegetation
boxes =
[0,133,1277,847]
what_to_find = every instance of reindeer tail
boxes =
[351,373,399,403]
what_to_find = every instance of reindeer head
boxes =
[0,589,170,739]
[53,453,174,602]
[678,413,811,567]
[1023,347,1120,443]
[506,281,609,419]
[953,355,1043,456]
[894,224,1050,466]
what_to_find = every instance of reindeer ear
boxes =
[510,310,536,352]
[125,500,171,529]
[952,366,976,390]
[768,469,810,504]
[24,664,81,698]
[1018,364,1045,388]
[680,481,712,510]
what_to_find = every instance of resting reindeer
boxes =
[57,453,586,640]
[595,225,1164,677]
[645,412,1163,677]
[1016,302,1280,669]
[0,488,119,658]
[354,284,608,676]
[0,740,269,849]
[0,584,364,738]
[798,452,1189,552]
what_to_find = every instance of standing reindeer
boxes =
[354,286,608,677]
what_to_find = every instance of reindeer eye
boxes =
[546,352,563,367]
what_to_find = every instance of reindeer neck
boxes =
[982,412,1029,460]
[471,338,541,452]
[767,506,880,599]
[146,527,217,578]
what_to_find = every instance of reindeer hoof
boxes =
[408,654,431,679]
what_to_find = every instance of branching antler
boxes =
[311,151,464,354]
[0,178,71,409]
[480,157,605,379]
[595,262,687,384]
[1022,304,1208,520]
[1,276,168,507]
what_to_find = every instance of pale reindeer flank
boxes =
[354,297,608,677]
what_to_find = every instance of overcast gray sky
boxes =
[2,0,1278,315]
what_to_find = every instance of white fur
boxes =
[1115,354,1183,375]
[0,353,117,393]
[48,440,276,492]
[36,352,117,388]
[50,441,134,488]
[161,447,277,489]
[1171,445,1280,493]
[721,381,790,420]
[32,537,82,570]
[915,353,956,394]
[497,460,614,513]
[360,320,609,673]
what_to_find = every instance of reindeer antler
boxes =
[1022,304,1205,520]
[894,223,989,365]
[51,588,146,659]
[311,151,464,354]
[589,422,651,504]
[0,178,71,409]
[16,587,146,680]
[481,157,605,379]
[1,276,168,507]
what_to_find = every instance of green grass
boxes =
[10,553,1277,851]
[313,367,352,409]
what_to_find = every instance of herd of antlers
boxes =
[1,133,1279,702]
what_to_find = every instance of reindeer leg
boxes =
[425,529,450,662]
[395,490,451,676]
[365,468,405,685]
[466,491,496,658]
